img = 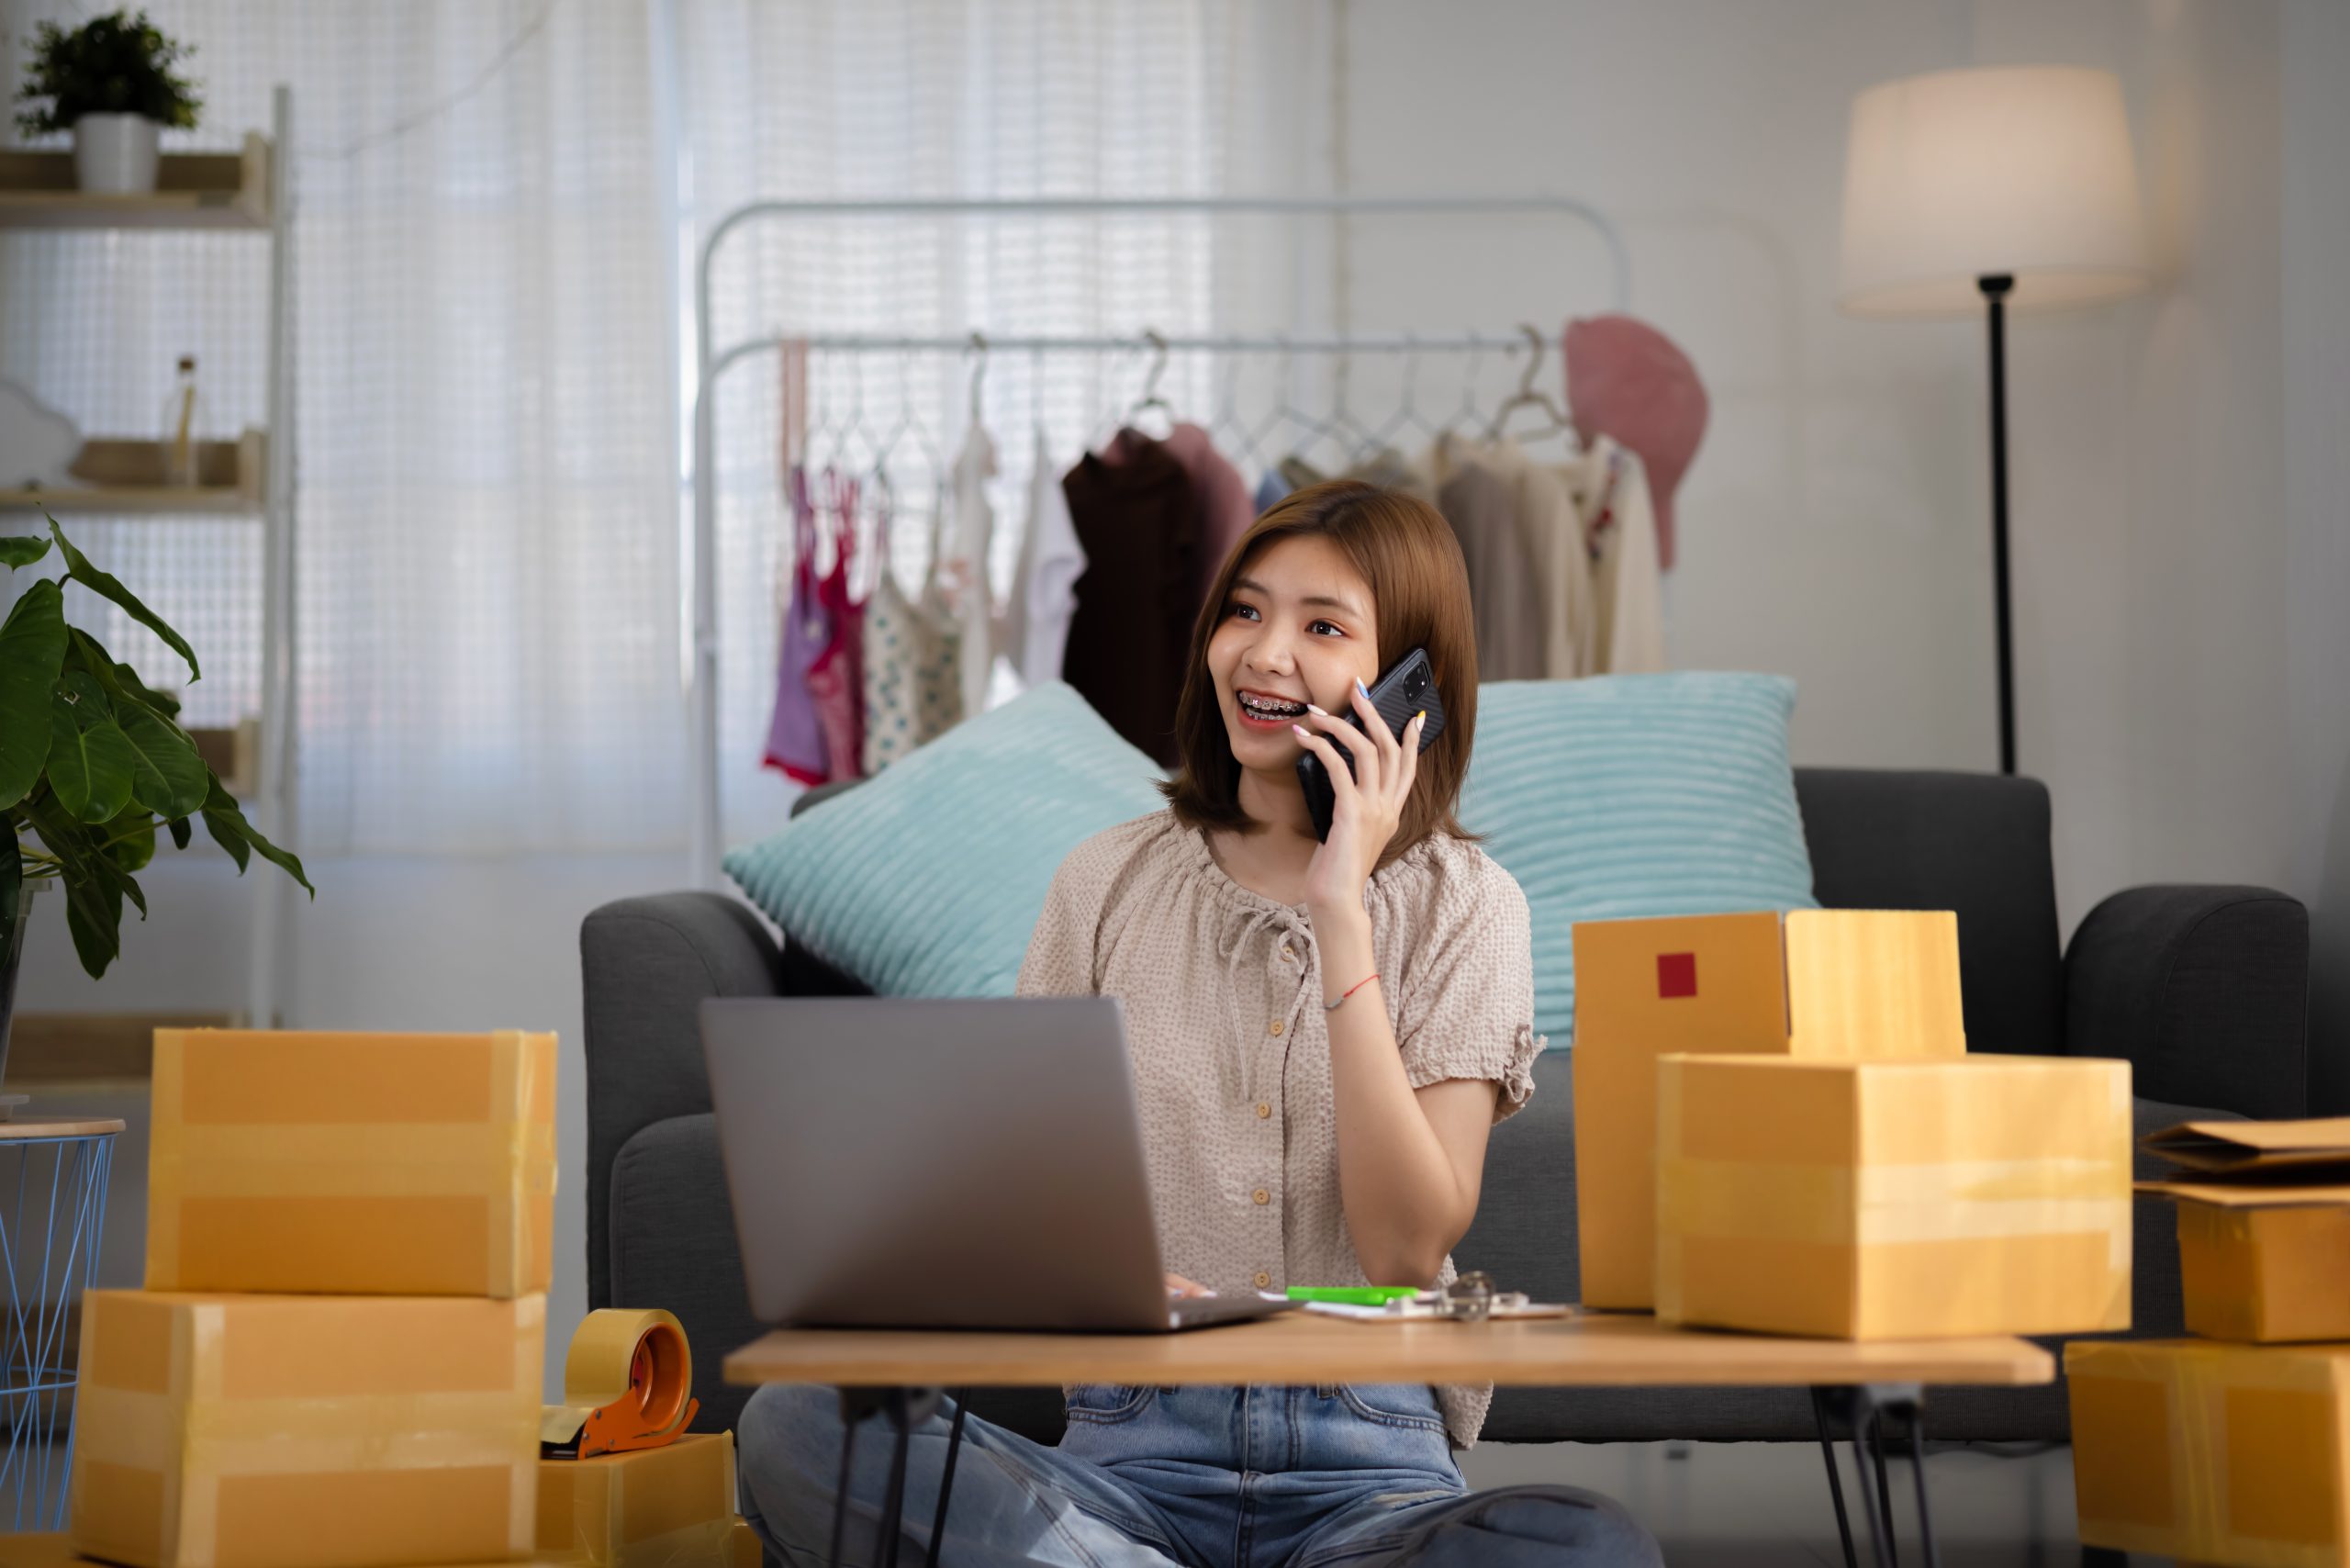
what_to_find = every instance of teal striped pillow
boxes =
[1459,675,1818,1046]
[723,682,1166,999]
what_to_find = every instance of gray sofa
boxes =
[581,767,2313,1446]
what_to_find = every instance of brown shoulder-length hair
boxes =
[1158,478,1479,866]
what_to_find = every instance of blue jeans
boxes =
[739,1382,1662,1567]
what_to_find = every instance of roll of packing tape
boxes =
[541,1306,700,1457]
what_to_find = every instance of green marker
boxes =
[1286,1285,1423,1305]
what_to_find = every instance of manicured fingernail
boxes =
[1356,678,1370,696]
[1305,703,1326,715]
[1416,709,1426,722]
[1292,724,1309,737]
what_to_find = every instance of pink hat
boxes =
[1563,315,1708,571]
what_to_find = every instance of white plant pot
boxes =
[73,113,162,194]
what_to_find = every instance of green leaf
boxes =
[166,814,191,851]
[0,578,66,808]
[49,683,136,823]
[0,535,49,568]
[202,801,249,871]
[22,790,118,979]
[66,627,182,720]
[103,807,155,874]
[201,773,312,896]
[118,700,207,818]
[49,516,199,682]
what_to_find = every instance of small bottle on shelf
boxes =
[160,354,209,487]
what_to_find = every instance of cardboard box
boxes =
[148,1028,557,1297]
[537,1434,739,1568]
[0,1539,571,1568]
[2142,1181,2350,1343]
[1572,910,1965,1308]
[1653,1053,2132,1338]
[2143,1116,2350,1177]
[2069,1338,2350,1567]
[727,1521,762,1568]
[71,1291,543,1568]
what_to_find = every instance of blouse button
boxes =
[1256,1102,1271,1119]
[1254,1271,1271,1289]
[1281,944,1297,963]
[1252,1188,1270,1206]
[1268,1019,1285,1037]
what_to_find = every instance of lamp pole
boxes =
[1980,272,2016,777]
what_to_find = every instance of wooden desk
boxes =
[727,1310,2052,1568]
[724,1306,2053,1390]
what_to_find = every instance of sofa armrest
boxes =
[2065,884,2310,1118]
[581,891,784,1310]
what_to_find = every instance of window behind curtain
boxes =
[0,0,1314,856]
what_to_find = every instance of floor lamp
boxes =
[1837,66,2151,776]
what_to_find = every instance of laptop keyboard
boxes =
[1168,1294,1291,1328]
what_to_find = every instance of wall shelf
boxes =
[0,134,271,230]
[0,430,267,515]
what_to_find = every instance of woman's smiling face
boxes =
[1207,532,1382,776]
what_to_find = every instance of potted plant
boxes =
[1,518,308,1082]
[15,9,201,196]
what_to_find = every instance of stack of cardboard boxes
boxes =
[1572,910,2134,1338]
[54,1028,752,1568]
[2069,1119,2350,1566]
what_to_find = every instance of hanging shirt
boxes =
[1157,423,1256,609]
[801,470,867,785]
[1061,436,1197,765]
[762,465,834,785]
[1570,435,1666,675]
[1432,435,1595,679]
[1017,811,1545,1450]
[1002,431,1087,690]
[1430,452,1545,681]
[942,424,1000,718]
[861,487,965,773]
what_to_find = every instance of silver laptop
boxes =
[702,996,1297,1333]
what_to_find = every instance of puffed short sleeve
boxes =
[1016,848,1102,998]
[1390,853,1543,1123]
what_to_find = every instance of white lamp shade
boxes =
[1839,65,2152,318]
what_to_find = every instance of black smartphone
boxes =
[1295,647,1447,843]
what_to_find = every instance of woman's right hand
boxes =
[1165,1271,1215,1298]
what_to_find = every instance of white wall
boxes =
[1334,0,2319,935]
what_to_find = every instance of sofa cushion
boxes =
[1459,674,1818,1043]
[723,681,1164,1000]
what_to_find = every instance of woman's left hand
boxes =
[1292,681,1427,917]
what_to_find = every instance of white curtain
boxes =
[1,0,1317,856]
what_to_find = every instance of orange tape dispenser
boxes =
[541,1307,701,1459]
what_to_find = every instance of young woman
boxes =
[742,481,1662,1566]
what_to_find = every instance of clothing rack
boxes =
[689,195,1631,887]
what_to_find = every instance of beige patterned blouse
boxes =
[1015,809,1545,1448]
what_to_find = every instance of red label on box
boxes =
[1656,952,1698,999]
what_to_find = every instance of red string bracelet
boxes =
[1323,972,1379,1012]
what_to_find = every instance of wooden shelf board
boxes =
[0,138,272,231]
[0,485,259,514]
[0,188,265,230]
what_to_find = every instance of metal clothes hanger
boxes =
[1125,329,1177,436]
[1365,331,1446,462]
[1485,323,1572,443]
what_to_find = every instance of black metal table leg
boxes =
[1869,1408,1901,1568]
[927,1389,970,1567]
[830,1387,946,1568]
[1811,1388,1862,1568]
[1813,1385,1938,1568]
